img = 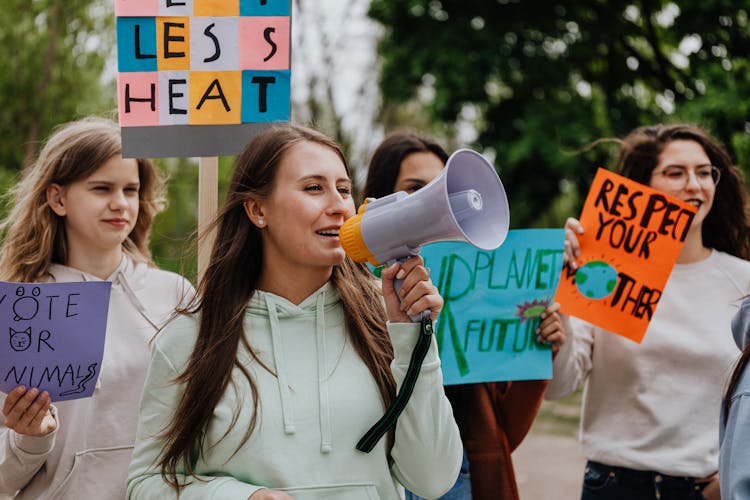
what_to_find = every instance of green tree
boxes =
[369,1,750,225]
[149,157,237,281]
[0,0,113,172]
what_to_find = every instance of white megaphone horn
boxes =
[340,148,510,270]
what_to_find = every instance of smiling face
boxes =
[250,141,355,278]
[47,154,140,264]
[393,151,445,194]
[649,139,716,232]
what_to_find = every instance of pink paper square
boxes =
[239,17,290,70]
[118,72,160,126]
[114,0,157,17]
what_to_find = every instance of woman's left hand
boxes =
[381,256,443,323]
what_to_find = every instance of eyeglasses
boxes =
[650,164,721,189]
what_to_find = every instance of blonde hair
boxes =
[0,117,165,281]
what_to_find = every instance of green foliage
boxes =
[0,0,114,171]
[0,0,242,281]
[369,0,750,226]
[150,156,237,283]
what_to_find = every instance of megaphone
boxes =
[346,148,510,454]
[341,148,509,268]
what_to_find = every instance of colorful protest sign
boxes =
[554,168,697,343]
[0,281,111,402]
[421,229,565,384]
[115,0,291,158]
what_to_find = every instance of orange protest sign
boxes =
[554,168,697,343]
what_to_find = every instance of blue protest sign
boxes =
[422,229,565,384]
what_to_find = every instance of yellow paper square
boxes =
[157,17,191,70]
[194,0,239,16]
[189,71,242,124]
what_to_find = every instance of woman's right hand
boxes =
[563,217,584,270]
[2,386,56,436]
[536,302,565,359]
[248,489,294,499]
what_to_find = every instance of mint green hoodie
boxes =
[127,282,462,500]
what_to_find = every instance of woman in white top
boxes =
[548,123,750,500]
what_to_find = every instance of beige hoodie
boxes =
[0,254,193,499]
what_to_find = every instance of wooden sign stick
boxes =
[198,156,219,283]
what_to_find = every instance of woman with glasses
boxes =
[547,123,750,500]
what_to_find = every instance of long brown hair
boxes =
[0,117,164,281]
[724,346,750,424]
[615,123,750,259]
[158,124,396,490]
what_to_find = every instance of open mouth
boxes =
[316,229,340,237]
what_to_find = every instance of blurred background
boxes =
[4,0,750,281]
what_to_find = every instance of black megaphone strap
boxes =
[356,316,433,453]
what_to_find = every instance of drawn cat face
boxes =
[9,327,31,351]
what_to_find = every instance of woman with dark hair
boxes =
[126,124,462,499]
[548,123,750,500]
[364,131,566,500]
[363,132,450,199]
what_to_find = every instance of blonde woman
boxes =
[0,117,193,499]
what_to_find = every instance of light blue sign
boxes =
[422,229,565,384]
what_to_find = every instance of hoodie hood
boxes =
[246,281,340,318]
[247,281,340,453]
[732,297,750,350]
[48,253,160,329]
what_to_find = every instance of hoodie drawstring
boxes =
[265,291,332,452]
[316,292,332,453]
[266,295,296,435]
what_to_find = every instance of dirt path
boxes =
[512,394,587,499]
[514,429,586,499]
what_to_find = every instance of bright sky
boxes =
[291,0,385,180]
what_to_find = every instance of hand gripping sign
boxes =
[0,281,111,402]
[554,168,696,343]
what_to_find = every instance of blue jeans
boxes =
[581,460,707,500]
[404,450,471,500]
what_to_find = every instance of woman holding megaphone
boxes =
[126,124,462,499]
[363,131,567,500]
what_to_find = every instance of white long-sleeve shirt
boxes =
[547,250,750,477]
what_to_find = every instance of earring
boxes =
[257,219,264,226]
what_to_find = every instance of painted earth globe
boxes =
[574,260,618,299]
